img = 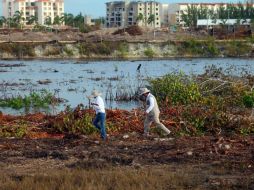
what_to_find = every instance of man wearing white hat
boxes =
[88,90,106,140]
[139,88,171,136]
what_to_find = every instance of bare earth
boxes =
[0,134,253,189]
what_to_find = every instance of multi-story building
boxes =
[106,1,161,28]
[160,3,169,27]
[2,0,64,25]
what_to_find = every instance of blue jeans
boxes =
[93,112,106,140]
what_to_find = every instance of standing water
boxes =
[1,58,254,115]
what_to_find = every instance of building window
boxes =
[156,22,159,25]
[139,8,142,10]
[44,2,47,6]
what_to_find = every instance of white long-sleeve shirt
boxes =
[146,93,155,114]
[91,96,105,114]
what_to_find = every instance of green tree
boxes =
[53,15,61,25]
[63,13,74,26]
[27,15,38,25]
[0,16,6,28]
[44,16,52,26]
[147,14,155,25]
[181,5,199,29]
[13,11,25,28]
[136,13,144,25]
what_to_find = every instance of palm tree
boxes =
[136,13,144,25]
[13,11,25,29]
[27,15,38,25]
[53,15,61,25]
[63,13,74,26]
[74,13,84,27]
[44,16,52,26]
[59,14,65,25]
[0,16,6,28]
[147,14,155,26]
[6,17,14,28]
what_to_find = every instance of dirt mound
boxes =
[112,26,143,36]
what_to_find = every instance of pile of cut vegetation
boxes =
[112,25,143,36]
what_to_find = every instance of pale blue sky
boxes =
[1,0,241,17]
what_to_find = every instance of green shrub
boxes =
[225,41,252,57]
[144,48,155,58]
[181,39,204,55]
[117,43,129,58]
[63,46,74,56]
[0,124,28,138]
[149,73,201,105]
[205,40,219,56]
[52,105,97,135]
[243,92,254,108]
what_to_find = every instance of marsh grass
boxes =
[0,167,205,190]
[1,165,252,190]
[0,90,59,110]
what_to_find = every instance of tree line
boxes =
[0,11,105,32]
[181,2,254,28]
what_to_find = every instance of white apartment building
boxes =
[2,0,64,25]
[106,1,161,28]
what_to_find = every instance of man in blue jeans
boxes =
[88,90,106,140]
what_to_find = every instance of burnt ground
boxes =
[0,134,253,189]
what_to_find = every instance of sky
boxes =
[0,0,243,18]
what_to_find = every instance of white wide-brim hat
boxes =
[139,88,150,96]
[88,90,102,98]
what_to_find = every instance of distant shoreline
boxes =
[0,40,253,60]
